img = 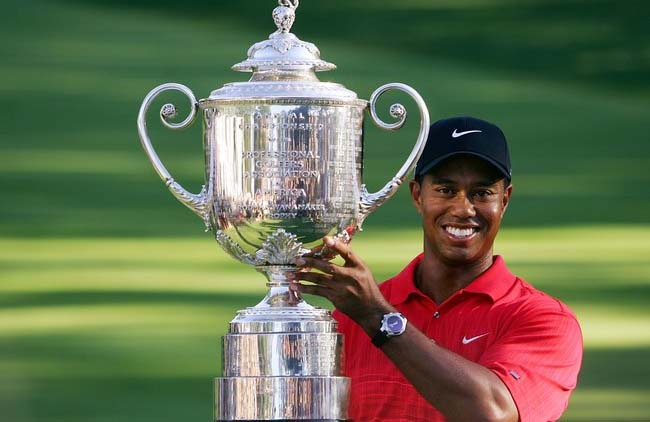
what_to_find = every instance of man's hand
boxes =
[289,236,392,332]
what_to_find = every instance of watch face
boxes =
[386,315,405,333]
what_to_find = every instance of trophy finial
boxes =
[273,0,299,34]
[232,0,335,73]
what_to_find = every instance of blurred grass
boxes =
[1,0,649,421]
[1,228,650,421]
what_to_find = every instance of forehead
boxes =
[427,155,503,183]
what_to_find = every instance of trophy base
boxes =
[215,267,350,421]
[214,376,350,421]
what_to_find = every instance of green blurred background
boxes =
[1,0,649,420]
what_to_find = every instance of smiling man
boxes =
[291,116,583,422]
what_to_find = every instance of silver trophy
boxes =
[137,1,430,420]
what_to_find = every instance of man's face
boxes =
[409,155,512,267]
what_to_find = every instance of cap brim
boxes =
[416,151,511,182]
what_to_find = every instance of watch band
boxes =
[371,330,391,347]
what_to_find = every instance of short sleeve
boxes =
[479,301,583,422]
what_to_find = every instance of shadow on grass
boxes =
[0,291,261,310]
[3,278,649,309]
[60,0,650,94]
[579,347,650,391]
[0,376,212,422]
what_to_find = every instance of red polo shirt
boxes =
[333,255,583,422]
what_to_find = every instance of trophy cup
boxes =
[137,1,430,420]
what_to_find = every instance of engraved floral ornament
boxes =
[215,228,310,266]
[256,229,310,265]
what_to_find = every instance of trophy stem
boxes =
[255,266,313,310]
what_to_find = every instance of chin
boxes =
[436,247,483,266]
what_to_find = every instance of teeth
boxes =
[445,226,475,238]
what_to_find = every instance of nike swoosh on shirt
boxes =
[462,333,489,345]
[452,129,483,138]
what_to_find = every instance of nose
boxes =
[449,191,476,218]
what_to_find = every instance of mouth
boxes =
[442,224,480,240]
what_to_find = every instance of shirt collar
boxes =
[390,254,427,305]
[389,255,516,305]
[461,256,516,302]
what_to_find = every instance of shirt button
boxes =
[433,311,440,319]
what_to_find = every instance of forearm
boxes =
[357,310,518,422]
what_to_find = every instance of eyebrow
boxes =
[429,177,456,185]
[430,177,502,186]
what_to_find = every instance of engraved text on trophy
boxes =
[208,104,364,249]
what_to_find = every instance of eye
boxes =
[436,187,454,195]
[474,189,494,199]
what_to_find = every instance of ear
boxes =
[409,179,423,215]
[500,183,513,217]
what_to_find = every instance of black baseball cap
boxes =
[414,116,512,182]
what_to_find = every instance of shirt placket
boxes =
[424,291,469,342]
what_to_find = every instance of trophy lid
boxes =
[205,0,363,103]
[232,0,336,73]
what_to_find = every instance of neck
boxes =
[416,250,494,305]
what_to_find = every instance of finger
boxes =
[297,257,351,277]
[295,271,335,286]
[313,247,338,260]
[303,244,325,257]
[287,266,311,275]
[323,236,358,266]
[302,245,337,260]
[290,282,331,299]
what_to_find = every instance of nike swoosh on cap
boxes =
[452,129,483,138]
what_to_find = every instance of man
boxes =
[289,116,583,422]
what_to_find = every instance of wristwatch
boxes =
[371,312,408,347]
